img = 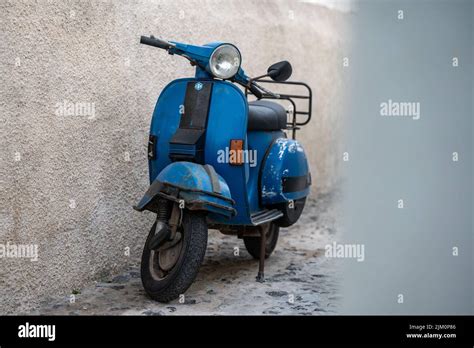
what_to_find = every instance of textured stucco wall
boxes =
[0,0,349,313]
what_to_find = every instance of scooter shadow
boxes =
[197,253,260,281]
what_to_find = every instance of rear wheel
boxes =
[243,222,279,259]
[141,211,208,302]
[276,197,307,227]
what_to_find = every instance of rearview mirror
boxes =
[267,61,292,82]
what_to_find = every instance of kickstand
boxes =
[256,227,266,283]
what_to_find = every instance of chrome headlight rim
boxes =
[208,43,241,80]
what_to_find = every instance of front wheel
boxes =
[141,211,208,302]
[243,222,279,259]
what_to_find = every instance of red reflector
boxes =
[229,139,244,165]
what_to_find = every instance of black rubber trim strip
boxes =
[282,175,310,193]
[180,81,213,129]
[168,81,213,163]
[203,164,221,194]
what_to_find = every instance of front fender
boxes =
[134,162,235,217]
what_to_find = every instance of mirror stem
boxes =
[250,73,270,82]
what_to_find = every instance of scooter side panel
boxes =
[148,78,193,183]
[246,130,285,213]
[261,138,311,205]
[203,81,251,225]
[148,78,251,225]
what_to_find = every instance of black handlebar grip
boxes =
[140,36,171,50]
[249,83,263,99]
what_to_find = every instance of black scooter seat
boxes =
[248,100,287,131]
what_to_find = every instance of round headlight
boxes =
[209,44,241,79]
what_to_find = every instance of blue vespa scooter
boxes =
[134,35,313,302]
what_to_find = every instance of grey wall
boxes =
[339,0,472,314]
[0,0,349,313]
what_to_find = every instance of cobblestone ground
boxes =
[33,192,342,315]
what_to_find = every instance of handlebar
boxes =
[139,35,278,100]
[140,35,174,50]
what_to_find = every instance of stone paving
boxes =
[33,192,342,315]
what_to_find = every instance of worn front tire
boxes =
[141,211,208,302]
